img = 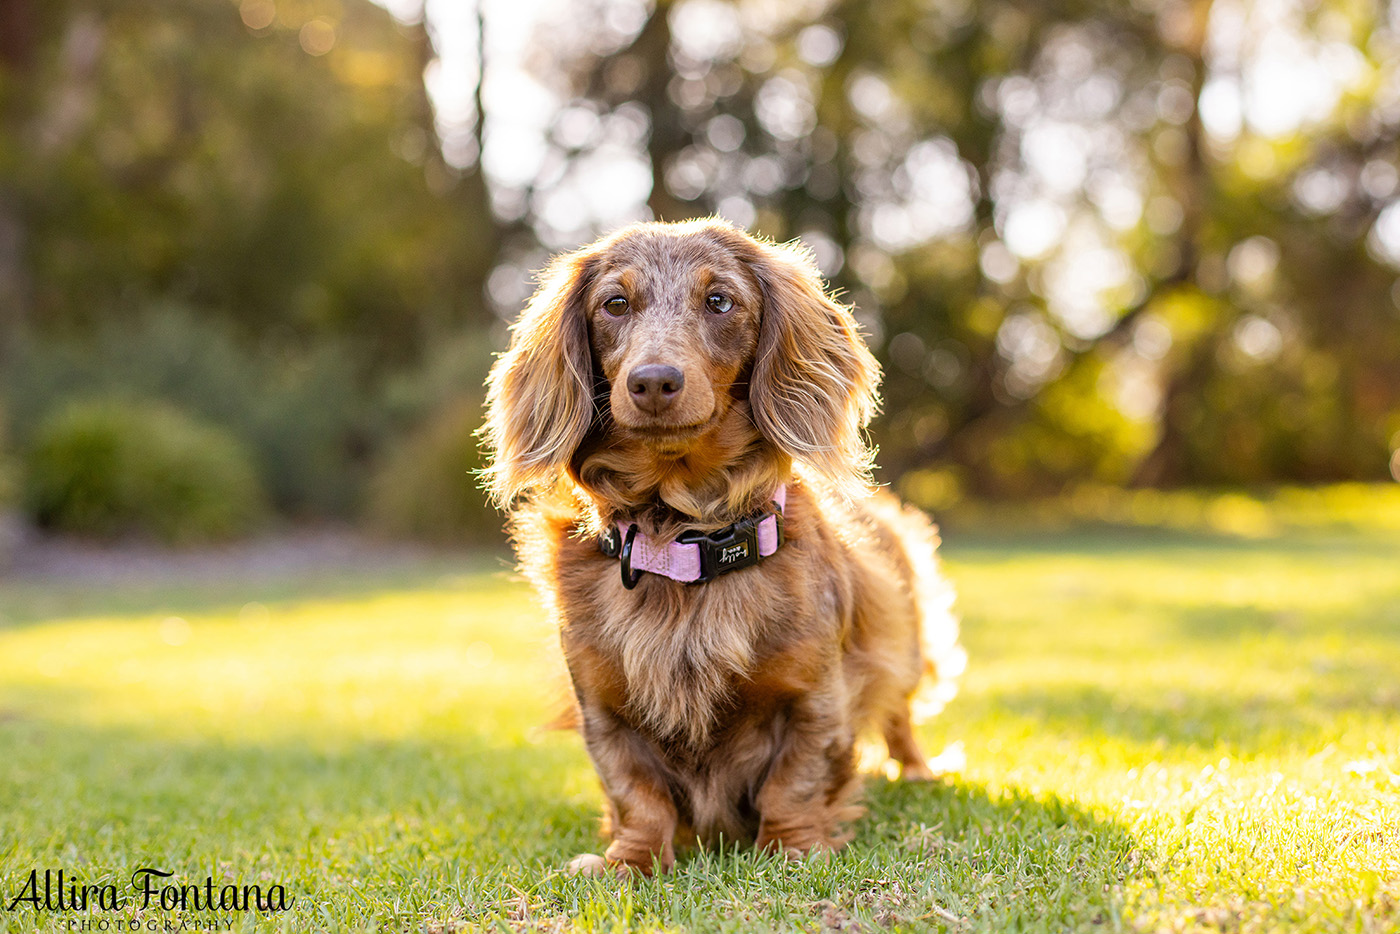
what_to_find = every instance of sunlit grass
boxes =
[1,493,1398,932]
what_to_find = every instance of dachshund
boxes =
[481,218,963,876]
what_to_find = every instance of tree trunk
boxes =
[0,0,38,350]
[631,5,692,223]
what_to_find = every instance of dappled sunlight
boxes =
[0,575,566,747]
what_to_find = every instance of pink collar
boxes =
[600,486,787,589]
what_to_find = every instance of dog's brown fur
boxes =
[482,218,962,875]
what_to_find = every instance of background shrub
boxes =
[3,308,366,517]
[22,399,267,544]
[364,398,501,544]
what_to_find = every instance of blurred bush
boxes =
[4,309,366,516]
[364,398,501,544]
[22,399,267,544]
[371,333,499,437]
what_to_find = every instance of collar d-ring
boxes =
[618,523,644,590]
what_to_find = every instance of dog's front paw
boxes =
[564,853,610,877]
[899,760,937,782]
[565,851,667,879]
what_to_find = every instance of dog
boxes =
[482,218,963,876]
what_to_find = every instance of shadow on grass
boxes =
[0,711,1141,934]
[526,777,1141,933]
[849,777,1140,929]
[0,553,516,629]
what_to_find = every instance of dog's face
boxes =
[482,219,881,506]
[583,233,762,444]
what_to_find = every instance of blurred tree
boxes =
[0,0,521,521]
[0,0,46,342]
[0,0,502,361]
[523,0,1400,494]
[5,0,1398,517]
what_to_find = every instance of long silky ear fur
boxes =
[481,249,597,508]
[745,238,881,497]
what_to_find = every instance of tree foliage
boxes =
[524,0,1400,493]
[0,0,509,523]
[2,0,1398,523]
[0,0,497,359]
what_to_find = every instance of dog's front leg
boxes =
[754,685,856,856]
[576,704,678,877]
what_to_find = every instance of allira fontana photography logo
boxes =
[6,868,297,919]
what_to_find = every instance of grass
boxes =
[1,487,1398,932]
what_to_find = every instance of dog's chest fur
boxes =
[585,573,769,747]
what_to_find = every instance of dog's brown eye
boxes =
[706,293,733,314]
[603,296,629,316]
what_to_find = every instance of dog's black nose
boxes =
[627,364,685,415]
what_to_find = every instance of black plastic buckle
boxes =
[677,504,783,583]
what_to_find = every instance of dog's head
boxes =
[482,219,880,507]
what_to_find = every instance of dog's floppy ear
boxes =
[482,247,599,506]
[744,238,881,496]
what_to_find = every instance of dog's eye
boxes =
[706,293,734,314]
[602,296,629,316]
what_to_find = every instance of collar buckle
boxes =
[677,514,764,583]
[601,487,787,588]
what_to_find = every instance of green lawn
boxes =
[1,489,1398,932]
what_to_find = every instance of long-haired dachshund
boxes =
[482,218,963,876]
